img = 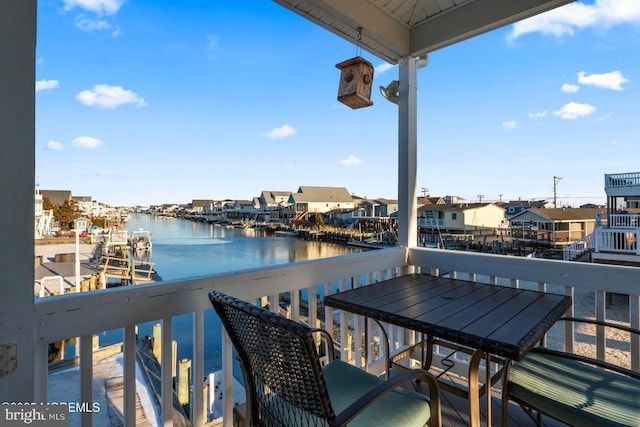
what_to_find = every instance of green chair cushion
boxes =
[322,360,431,427]
[508,351,640,427]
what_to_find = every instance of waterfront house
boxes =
[6,2,640,427]
[191,199,216,214]
[289,186,354,223]
[500,199,551,219]
[418,202,505,245]
[357,198,399,219]
[34,186,53,239]
[590,172,640,266]
[509,207,604,249]
[258,190,292,210]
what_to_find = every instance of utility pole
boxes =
[477,194,484,203]
[498,194,503,203]
[553,176,563,208]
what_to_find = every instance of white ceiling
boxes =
[273,0,575,63]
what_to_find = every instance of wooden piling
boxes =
[152,323,161,362]
[178,358,191,406]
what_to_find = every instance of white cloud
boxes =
[76,84,147,108]
[35,79,60,92]
[71,136,103,148]
[63,0,124,15]
[261,125,296,139]
[502,120,517,129]
[375,63,395,74]
[577,71,629,90]
[553,102,597,119]
[562,83,580,93]
[47,140,64,151]
[528,111,548,119]
[75,15,117,33]
[339,155,363,166]
[507,0,640,41]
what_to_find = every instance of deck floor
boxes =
[417,372,566,427]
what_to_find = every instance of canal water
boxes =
[102,213,361,377]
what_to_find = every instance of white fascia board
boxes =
[410,0,575,53]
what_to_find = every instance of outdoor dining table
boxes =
[324,273,572,427]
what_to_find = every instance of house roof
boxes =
[418,202,503,212]
[274,0,573,63]
[418,196,445,204]
[500,199,548,208]
[511,208,605,222]
[192,199,215,208]
[292,186,353,203]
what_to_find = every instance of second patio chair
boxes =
[209,290,441,427]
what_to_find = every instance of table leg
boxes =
[468,349,490,427]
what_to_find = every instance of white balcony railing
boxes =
[595,228,640,254]
[605,172,640,188]
[418,218,444,227]
[610,214,640,229]
[34,247,640,426]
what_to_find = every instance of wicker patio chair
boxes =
[501,317,640,427]
[209,290,441,427]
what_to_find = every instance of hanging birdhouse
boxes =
[335,56,374,109]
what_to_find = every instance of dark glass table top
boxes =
[324,274,572,360]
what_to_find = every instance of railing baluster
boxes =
[192,310,205,426]
[564,286,575,354]
[161,318,173,427]
[339,278,349,362]
[221,329,233,427]
[123,325,136,426]
[354,276,364,368]
[309,284,318,329]
[630,295,640,372]
[80,334,93,427]
[291,289,300,322]
[595,291,606,361]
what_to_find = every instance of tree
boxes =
[53,200,80,229]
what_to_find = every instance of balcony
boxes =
[605,172,640,197]
[33,247,640,426]
[3,2,634,425]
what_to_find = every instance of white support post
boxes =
[397,55,418,248]
[0,0,36,403]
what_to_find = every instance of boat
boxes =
[346,237,388,250]
[130,228,152,253]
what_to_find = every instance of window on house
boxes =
[452,213,457,220]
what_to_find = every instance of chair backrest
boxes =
[209,290,336,426]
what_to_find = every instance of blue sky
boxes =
[35,0,640,207]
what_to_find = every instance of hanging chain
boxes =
[356,27,363,57]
